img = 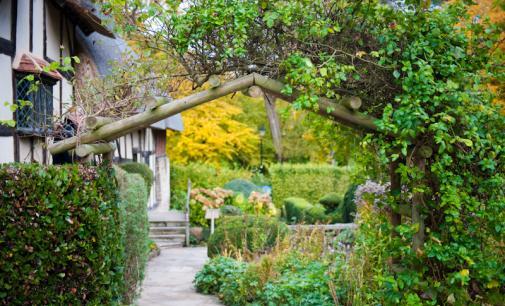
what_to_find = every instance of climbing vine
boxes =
[104,0,504,303]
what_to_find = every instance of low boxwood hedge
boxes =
[0,164,124,304]
[283,197,327,224]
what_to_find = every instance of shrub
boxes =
[119,162,154,192]
[304,204,327,224]
[170,189,187,210]
[207,215,289,258]
[341,184,358,223]
[259,260,333,306]
[189,198,207,227]
[115,167,149,304]
[318,192,343,212]
[194,256,246,295]
[223,179,260,197]
[0,164,123,304]
[270,163,350,206]
[220,205,243,216]
[283,197,326,224]
[171,162,251,191]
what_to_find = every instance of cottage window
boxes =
[15,74,55,135]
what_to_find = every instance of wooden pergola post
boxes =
[389,159,402,236]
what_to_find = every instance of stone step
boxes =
[156,241,185,249]
[149,226,186,234]
[149,221,187,228]
[150,234,186,241]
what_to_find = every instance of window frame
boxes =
[15,73,57,136]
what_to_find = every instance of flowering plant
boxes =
[247,191,277,217]
[191,187,234,210]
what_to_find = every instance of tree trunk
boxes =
[263,94,283,162]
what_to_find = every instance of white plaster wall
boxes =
[0,137,15,163]
[0,0,12,39]
[61,19,71,58]
[132,131,140,153]
[16,0,30,51]
[61,79,73,113]
[32,0,44,57]
[18,138,31,162]
[0,55,13,122]
[45,2,60,60]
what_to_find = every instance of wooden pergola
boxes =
[48,73,376,155]
[48,73,426,253]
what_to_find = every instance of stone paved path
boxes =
[137,247,222,306]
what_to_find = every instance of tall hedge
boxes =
[0,164,124,304]
[115,167,149,304]
[119,162,154,192]
[270,164,350,207]
[171,162,251,190]
[171,163,251,209]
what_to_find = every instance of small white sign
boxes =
[205,208,220,219]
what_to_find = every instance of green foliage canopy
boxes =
[105,0,505,303]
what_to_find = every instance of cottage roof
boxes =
[51,0,115,38]
[12,52,63,80]
[75,29,184,132]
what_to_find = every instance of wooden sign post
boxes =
[205,208,220,234]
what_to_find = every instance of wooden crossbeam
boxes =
[49,73,378,154]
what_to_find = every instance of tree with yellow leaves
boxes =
[166,95,259,167]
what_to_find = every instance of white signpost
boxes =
[205,208,220,234]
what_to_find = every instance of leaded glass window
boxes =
[15,74,55,135]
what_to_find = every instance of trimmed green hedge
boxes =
[115,167,150,304]
[341,184,358,223]
[0,164,123,304]
[318,192,343,212]
[283,197,326,224]
[270,163,349,207]
[223,179,260,197]
[207,215,288,258]
[171,163,251,191]
[119,162,154,192]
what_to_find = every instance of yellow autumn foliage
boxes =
[166,86,259,167]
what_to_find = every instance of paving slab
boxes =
[137,247,222,306]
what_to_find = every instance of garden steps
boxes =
[148,210,188,248]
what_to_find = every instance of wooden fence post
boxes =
[185,179,192,247]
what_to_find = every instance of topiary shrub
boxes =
[318,192,343,212]
[0,164,124,304]
[119,162,154,192]
[283,197,311,223]
[207,215,289,258]
[224,179,260,197]
[341,184,358,223]
[304,204,327,224]
[283,197,327,224]
[114,166,149,304]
